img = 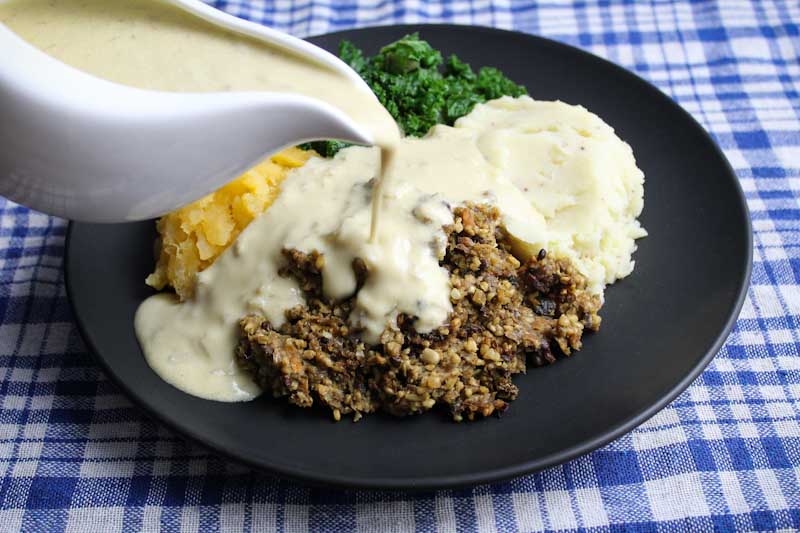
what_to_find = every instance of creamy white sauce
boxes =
[0,0,402,401]
[135,127,549,400]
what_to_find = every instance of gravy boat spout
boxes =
[0,0,373,223]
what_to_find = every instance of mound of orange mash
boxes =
[145,147,313,300]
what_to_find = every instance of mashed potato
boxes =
[145,147,313,300]
[456,96,647,294]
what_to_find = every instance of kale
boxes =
[300,139,351,158]
[306,33,527,156]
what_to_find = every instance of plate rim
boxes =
[64,23,753,490]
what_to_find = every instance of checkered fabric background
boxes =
[0,0,798,531]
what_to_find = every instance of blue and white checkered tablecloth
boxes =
[0,1,798,531]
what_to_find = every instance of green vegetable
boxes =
[303,33,527,156]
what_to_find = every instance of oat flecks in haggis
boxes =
[236,204,601,422]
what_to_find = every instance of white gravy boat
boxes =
[0,0,373,222]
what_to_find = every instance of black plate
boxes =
[65,25,752,489]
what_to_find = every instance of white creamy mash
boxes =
[458,97,647,293]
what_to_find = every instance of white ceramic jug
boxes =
[0,0,373,222]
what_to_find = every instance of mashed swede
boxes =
[145,147,313,300]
